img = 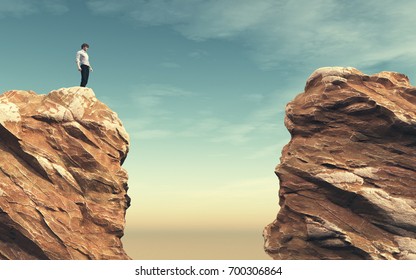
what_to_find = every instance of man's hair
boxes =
[81,43,89,49]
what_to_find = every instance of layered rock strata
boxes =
[264,67,416,260]
[0,87,130,259]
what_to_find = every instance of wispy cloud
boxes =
[134,84,194,98]
[247,143,287,160]
[178,117,257,144]
[0,0,37,17]
[135,129,174,140]
[86,0,416,70]
[125,83,197,140]
[211,123,256,144]
[189,50,208,59]
[132,83,194,110]
[160,62,181,69]
[42,0,68,15]
[243,94,265,103]
[0,0,68,17]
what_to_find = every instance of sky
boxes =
[1,0,416,259]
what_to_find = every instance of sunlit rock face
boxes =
[264,67,416,260]
[0,87,131,259]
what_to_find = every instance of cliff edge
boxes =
[264,67,416,260]
[0,87,130,259]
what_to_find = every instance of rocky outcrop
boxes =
[0,87,130,259]
[264,67,416,260]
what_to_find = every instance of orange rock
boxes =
[264,67,416,260]
[0,87,130,259]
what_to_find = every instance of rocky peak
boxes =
[0,87,130,259]
[264,67,416,259]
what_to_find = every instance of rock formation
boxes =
[264,67,416,260]
[0,87,130,259]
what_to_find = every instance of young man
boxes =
[75,43,93,87]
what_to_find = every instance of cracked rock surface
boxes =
[264,67,416,260]
[0,87,130,259]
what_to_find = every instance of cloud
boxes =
[189,50,208,59]
[247,142,287,160]
[0,0,68,17]
[0,0,37,16]
[160,62,181,69]
[179,117,258,144]
[42,0,68,14]
[173,0,276,40]
[125,83,198,139]
[136,95,162,108]
[178,117,226,137]
[85,0,276,41]
[211,123,256,144]
[132,83,194,110]
[243,94,265,103]
[134,83,194,98]
[86,0,416,70]
[135,129,173,140]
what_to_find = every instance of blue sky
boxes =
[1,0,416,258]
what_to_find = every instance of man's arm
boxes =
[75,51,81,71]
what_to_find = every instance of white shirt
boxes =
[75,49,90,69]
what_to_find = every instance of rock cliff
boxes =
[0,87,130,259]
[264,67,416,260]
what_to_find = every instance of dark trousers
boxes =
[80,64,90,87]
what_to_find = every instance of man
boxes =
[76,43,93,87]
